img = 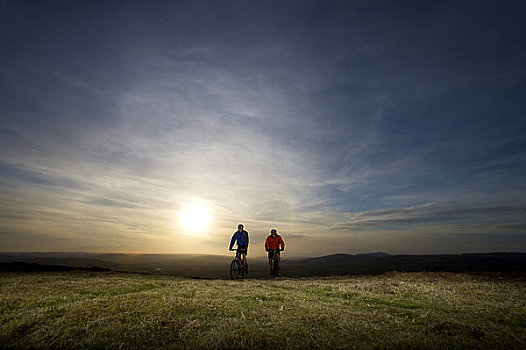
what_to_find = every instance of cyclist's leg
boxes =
[242,252,247,266]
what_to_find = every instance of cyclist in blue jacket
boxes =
[229,224,249,267]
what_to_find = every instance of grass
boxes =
[1,271,525,349]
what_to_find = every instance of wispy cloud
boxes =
[334,203,526,234]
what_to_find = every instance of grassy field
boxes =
[1,271,525,349]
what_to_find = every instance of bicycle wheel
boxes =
[230,260,241,280]
[272,258,279,278]
[242,262,248,279]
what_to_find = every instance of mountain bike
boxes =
[269,249,281,278]
[230,249,248,280]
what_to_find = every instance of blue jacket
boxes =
[230,230,249,249]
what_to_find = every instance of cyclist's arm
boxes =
[229,233,237,250]
[264,236,270,250]
[279,236,285,250]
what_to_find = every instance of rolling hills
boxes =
[1,252,525,278]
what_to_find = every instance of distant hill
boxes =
[285,252,526,277]
[1,252,525,278]
[0,261,111,272]
[357,252,391,258]
[309,252,391,262]
[0,252,232,278]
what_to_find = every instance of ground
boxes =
[1,271,525,349]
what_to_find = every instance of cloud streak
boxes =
[336,203,525,232]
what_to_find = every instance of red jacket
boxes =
[265,234,284,250]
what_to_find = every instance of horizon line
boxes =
[1,251,525,258]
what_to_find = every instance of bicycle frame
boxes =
[230,249,248,280]
[269,249,280,278]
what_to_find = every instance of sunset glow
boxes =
[179,204,210,232]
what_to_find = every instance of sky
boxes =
[1,0,525,257]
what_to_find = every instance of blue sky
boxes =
[1,0,525,256]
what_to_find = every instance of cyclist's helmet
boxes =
[271,228,277,234]
[238,224,244,229]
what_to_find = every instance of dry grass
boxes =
[1,271,525,349]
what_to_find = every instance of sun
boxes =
[179,204,210,232]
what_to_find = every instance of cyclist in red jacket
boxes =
[265,228,285,272]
